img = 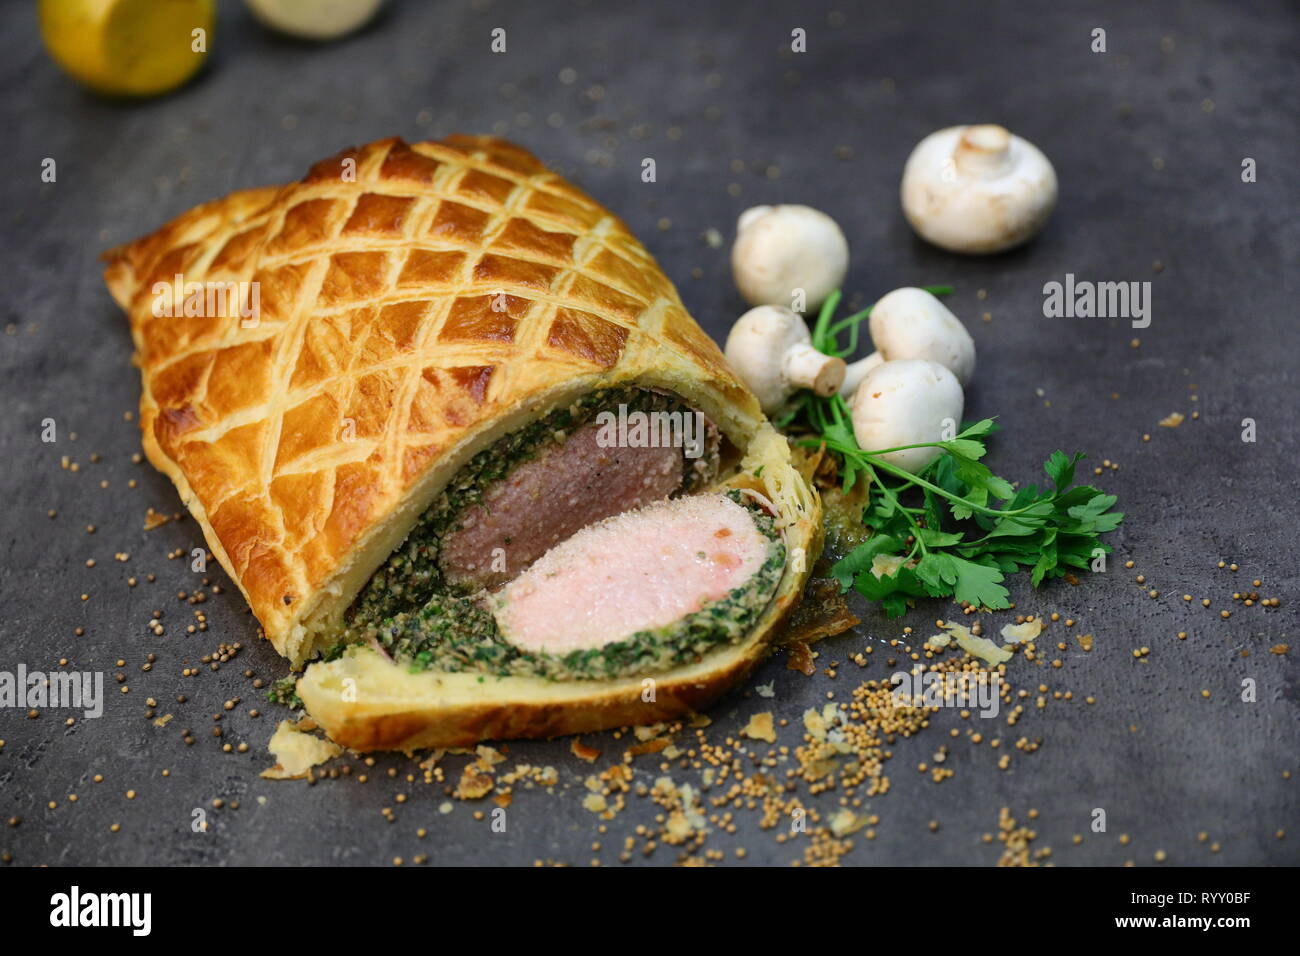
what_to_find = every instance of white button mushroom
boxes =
[724,305,846,414]
[866,287,975,386]
[731,205,849,312]
[850,359,964,474]
[838,288,974,399]
[900,124,1058,254]
[245,0,385,41]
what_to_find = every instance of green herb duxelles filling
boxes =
[346,387,704,628]
[341,389,781,681]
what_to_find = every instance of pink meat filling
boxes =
[492,494,771,655]
[439,420,685,590]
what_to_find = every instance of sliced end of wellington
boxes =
[103,135,822,750]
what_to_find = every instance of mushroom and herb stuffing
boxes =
[335,387,786,680]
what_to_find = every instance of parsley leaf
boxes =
[828,534,903,590]
[915,553,1011,609]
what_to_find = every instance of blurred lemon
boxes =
[39,0,214,97]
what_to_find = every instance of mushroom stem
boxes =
[784,343,846,397]
[724,305,846,412]
[954,124,1012,176]
[839,351,884,398]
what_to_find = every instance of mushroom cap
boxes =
[724,305,814,413]
[246,0,385,40]
[731,204,849,310]
[868,287,976,386]
[900,124,1058,254]
[850,359,965,474]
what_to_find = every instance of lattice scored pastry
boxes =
[103,136,822,751]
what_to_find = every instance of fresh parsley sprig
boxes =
[786,289,1123,619]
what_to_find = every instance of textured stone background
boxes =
[0,0,1295,866]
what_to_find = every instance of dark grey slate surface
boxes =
[0,0,1296,866]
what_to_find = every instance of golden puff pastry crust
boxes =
[103,136,807,669]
